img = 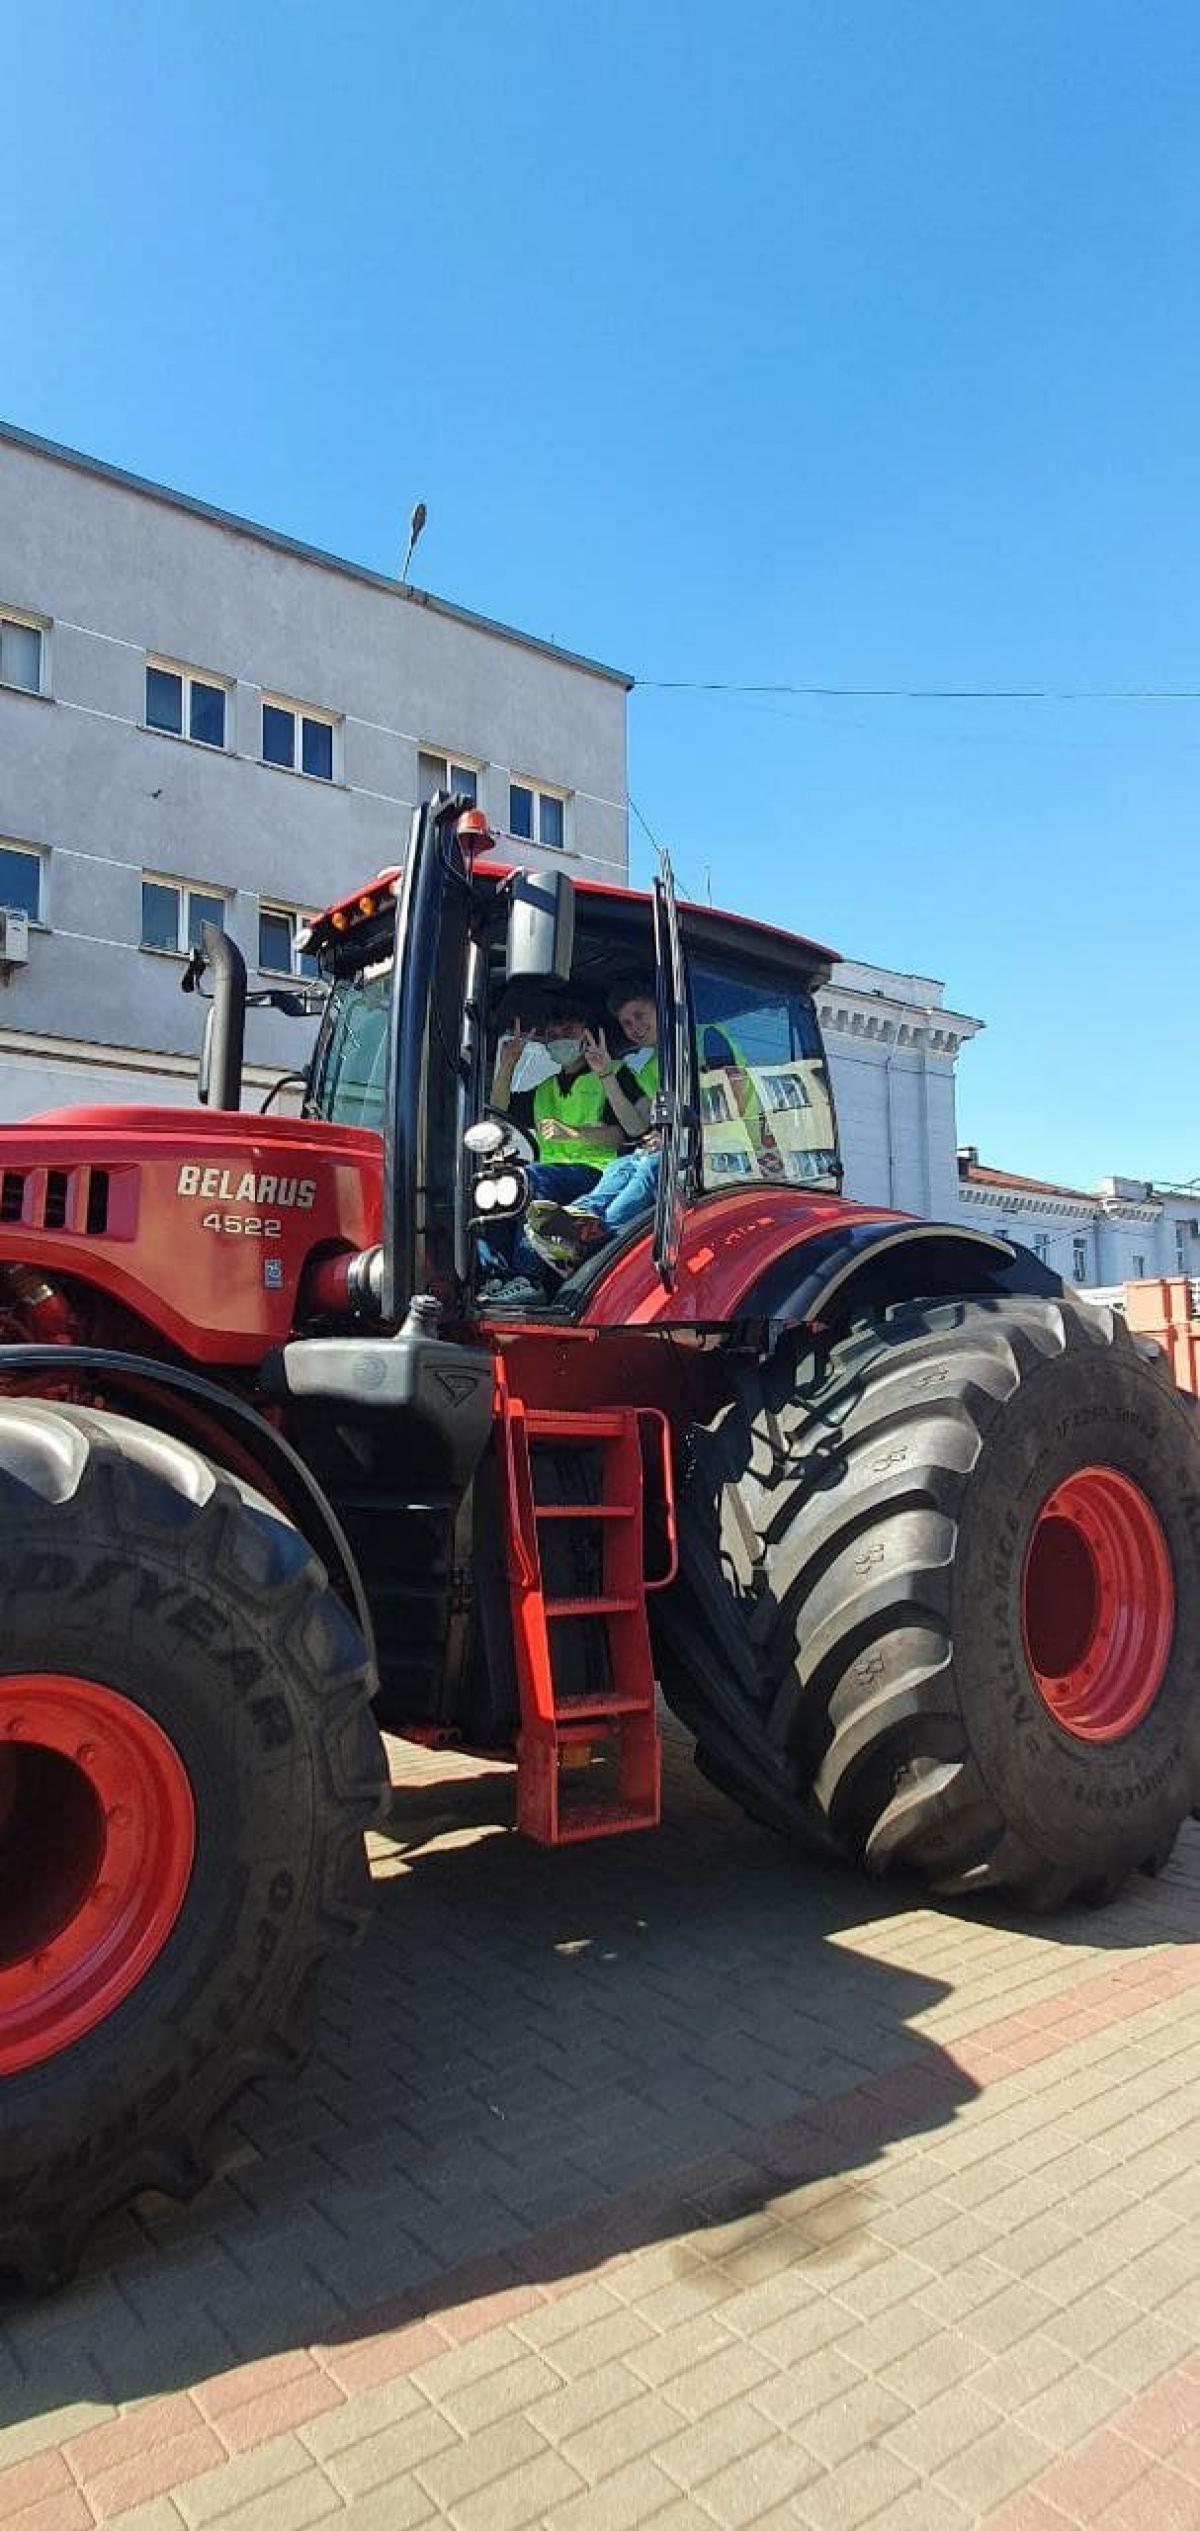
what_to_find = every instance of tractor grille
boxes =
[0,1166,114,1235]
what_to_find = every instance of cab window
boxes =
[307,967,390,1131]
[690,961,838,1192]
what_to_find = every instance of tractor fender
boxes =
[0,1342,376,1673]
[735,1216,1064,1344]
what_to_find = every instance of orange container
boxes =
[1124,1278,1200,1399]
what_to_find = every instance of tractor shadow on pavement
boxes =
[0,1725,1191,2431]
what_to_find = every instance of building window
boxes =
[0,841,44,921]
[145,659,228,750]
[259,903,319,979]
[1132,1252,1146,1278]
[262,697,336,780]
[0,610,45,696]
[1033,1233,1050,1263]
[418,750,478,805]
[141,874,228,956]
[1176,1221,1190,1274]
[509,780,566,850]
[1072,1237,1088,1281]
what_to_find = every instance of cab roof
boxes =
[307,858,839,979]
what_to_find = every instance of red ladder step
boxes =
[496,1383,677,1848]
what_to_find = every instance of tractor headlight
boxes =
[472,1164,528,1223]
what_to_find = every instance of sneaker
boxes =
[523,1202,609,1273]
[480,1274,548,1304]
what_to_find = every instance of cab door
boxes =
[651,854,700,1292]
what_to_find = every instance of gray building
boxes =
[0,421,630,1116]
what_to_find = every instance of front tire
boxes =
[0,1400,386,2289]
[654,1295,1200,1908]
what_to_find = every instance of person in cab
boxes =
[524,979,745,1275]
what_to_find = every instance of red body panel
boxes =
[575,1188,897,1327]
[0,1106,381,1363]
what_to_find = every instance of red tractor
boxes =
[1,796,1198,2286]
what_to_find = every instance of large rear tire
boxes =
[653,1295,1200,1908]
[0,1400,386,2289]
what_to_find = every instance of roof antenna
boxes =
[400,500,427,585]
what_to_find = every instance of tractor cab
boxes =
[296,796,842,1327]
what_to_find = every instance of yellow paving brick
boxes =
[654,2338,776,2420]
[934,2417,1053,2511]
[323,2404,462,2500]
[299,2377,430,2462]
[529,2359,648,2448]
[968,2331,1076,2414]
[415,2416,549,2511]
[176,2437,313,2525]
[797,2378,911,2469]
[885,2384,1003,2471]
[559,2389,686,2485]
[544,2455,677,2531]
[752,2348,864,2431]
[690,2434,821,2527]
[546,2286,665,2368]
[627,2312,740,2390]
[189,2469,342,2531]
[437,2351,564,2435]
[655,2400,776,2493]
[1015,2362,1128,2448]
[449,2446,585,2531]
[1094,2312,1198,2393]
[328,2482,437,2531]
[793,2445,920,2530]
[106,2503,191,2531]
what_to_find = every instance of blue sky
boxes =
[6,0,1200,1188]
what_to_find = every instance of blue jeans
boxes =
[577,1146,661,1231]
[479,1162,601,1279]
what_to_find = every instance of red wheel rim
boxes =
[0,1675,195,2075]
[1021,1466,1174,1741]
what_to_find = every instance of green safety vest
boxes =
[532,1068,620,1167]
[635,1033,748,1112]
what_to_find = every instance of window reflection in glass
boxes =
[301,715,333,780]
[189,680,226,748]
[309,970,391,1132]
[187,892,226,951]
[141,879,180,950]
[0,846,42,918]
[1,620,42,693]
[263,703,295,767]
[690,961,838,1194]
[146,666,183,734]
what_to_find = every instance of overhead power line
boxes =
[635,679,1200,703]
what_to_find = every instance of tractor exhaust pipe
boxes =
[185,921,247,1111]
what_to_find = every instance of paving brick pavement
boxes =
[4,1719,1200,2529]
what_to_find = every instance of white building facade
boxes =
[0,422,630,1117]
[957,1157,1200,1292]
[818,959,982,1224]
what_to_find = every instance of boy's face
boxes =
[542,1015,590,1071]
[614,994,657,1051]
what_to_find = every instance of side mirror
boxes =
[504,869,575,986]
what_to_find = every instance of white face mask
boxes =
[545,1036,582,1067]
